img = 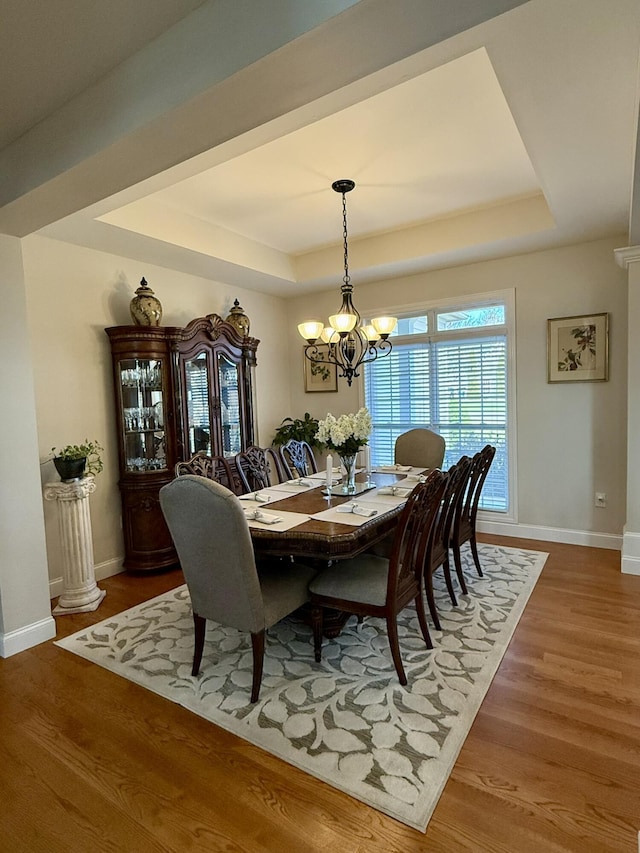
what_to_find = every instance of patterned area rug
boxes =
[56,544,547,831]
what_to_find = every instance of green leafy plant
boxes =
[51,439,104,476]
[272,413,322,448]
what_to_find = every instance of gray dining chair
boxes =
[159,475,317,703]
[394,428,445,470]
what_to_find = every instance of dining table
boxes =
[244,466,428,562]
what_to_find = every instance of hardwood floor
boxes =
[1,536,639,852]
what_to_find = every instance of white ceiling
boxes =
[5,0,640,296]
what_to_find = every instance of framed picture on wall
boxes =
[547,313,609,382]
[303,347,338,392]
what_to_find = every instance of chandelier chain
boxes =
[342,191,350,287]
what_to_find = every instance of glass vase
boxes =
[339,453,357,493]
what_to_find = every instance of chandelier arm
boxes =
[302,344,339,367]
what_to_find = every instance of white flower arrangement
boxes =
[316,407,372,456]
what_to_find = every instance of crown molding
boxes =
[614,245,640,268]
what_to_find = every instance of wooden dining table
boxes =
[249,470,412,562]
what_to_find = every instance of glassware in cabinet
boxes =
[117,357,167,472]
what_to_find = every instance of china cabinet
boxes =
[106,315,259,571]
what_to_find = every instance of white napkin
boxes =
[238,492,271,503]
[377,485,412,497]
[336,502,377,517]
[379,464,412,472]
[286,478,314,488]
[404,473,427,483]
[243,510,282,524]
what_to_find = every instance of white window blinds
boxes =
[364,321,509,513]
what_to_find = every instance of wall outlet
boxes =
[595,492,607,507]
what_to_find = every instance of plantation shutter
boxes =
[364,334,508,512]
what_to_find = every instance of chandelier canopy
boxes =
[298,179,397,386]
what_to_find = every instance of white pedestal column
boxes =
[44,476,106,614]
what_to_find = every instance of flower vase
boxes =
[339,453,357,493]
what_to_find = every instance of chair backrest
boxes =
[280,439,319,478]
[175,451,236,492]
[394,428,445,470]
[387,469,447,607]
[453,445,496,544]
[234,446,285,493]
[159,475,265,633]
[466,444,496,521]
[426,456,471,574]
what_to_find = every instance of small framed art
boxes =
[303,347,338,392]
[547,313,609,382]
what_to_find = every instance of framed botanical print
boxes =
[547,313,609,382]
[303,347,338,392]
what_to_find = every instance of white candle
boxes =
[364,445,371,475]
[326,453,333,488]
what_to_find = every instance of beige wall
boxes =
[286,235,628,543]
[0,235,54,650]
[22,235,292,588]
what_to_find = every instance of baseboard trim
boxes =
[478,520,622,551]
[621,530,640,574]
[621,555,640,575]
[0,615,56,658]
[49,556,125,600]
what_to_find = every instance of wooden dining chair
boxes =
[450,445,497,587]
[422,456,472,629]
[394,428,445,470]
[175,451,237,493]
[279,439,318,478]
[309,470,447,685]
[159,475,317,703]
[234,445,286,493]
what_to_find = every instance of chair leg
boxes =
[386,615,407,686]
[191,612,206,676]
[311,605,324,663]
[415,592,433,651]
[470,532,483,576]
[442,556,458,606]
[423,571,441,631]
[452,544,469,596]
[250,629,265,703]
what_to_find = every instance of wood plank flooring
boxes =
[1,536,639,852]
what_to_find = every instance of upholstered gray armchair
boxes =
[159,475,316,703]
[394,428,445,470]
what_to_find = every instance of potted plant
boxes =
[50,439,104,482]
[272,412,323,448]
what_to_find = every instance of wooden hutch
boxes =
[106,314,259,572]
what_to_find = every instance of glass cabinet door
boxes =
[118,359,167,472]
[185,351,211,456]
[218,353,241,457]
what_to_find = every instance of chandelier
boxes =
[298,179,397,386]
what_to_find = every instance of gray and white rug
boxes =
[56,543,547,831]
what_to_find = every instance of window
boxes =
[363,295,513,514]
